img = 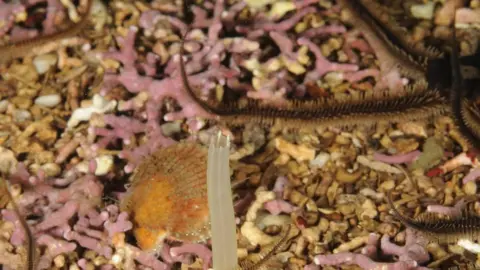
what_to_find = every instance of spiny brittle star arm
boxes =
[449,24,480,151]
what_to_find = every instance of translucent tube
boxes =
[207,132,237,269]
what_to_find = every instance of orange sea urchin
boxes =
[119,143,211,252]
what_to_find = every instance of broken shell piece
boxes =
[75,155,113,176]
[359,188,385,201]
[359,199,378,220]
[237,248,248,259]
[0,100,8,113]
[246,187,276,222]
[397,122,427,138]
[302,226,322,243]
[333,235,370,253]
[427,243,448,261]
[93,155,114,176]
[463,181,477,195]
[336,168,362,183]
[287,189,309,207]
[378,179,395,192]
[274,137,315,162]
[68,94,117,128]
[274,153,290,165]
[40,163,61,177]
[240,221,274,246]
[458,239,480,254]
[377,222,399,237]
[411,2,435,20]
[326,181,340,206]
[356,155,402,174]
[14,109,32,122]
[440,153,474,173]
[61,0,80,22]
[0,147,17,174]
[255,213,291,230]
[294,236,307,256]
[53,254,66,268]
[33,54,58,74]
[89,0,108,31]
[268,1,296,19]
[282,57,306,75]
[244,0,274,9]
[337,204,355,215]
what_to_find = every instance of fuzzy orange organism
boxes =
[119,143,211,251]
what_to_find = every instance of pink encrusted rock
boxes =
[97,26,216,172]
[1,209,26,246]
[456,8,480,25]
[1,0,66,42]
[0,163,114,269]
[267,26,369,98]
[272,176,289,197]
[373,150,422,164]
[35,201,80,232]
[138,10,188,35]
[427,198,466,218]
[123,241,213,270]
[310,229,430,270]
[338,0,411,93]
[263,176,298,215]
[0,0,25,37]
[35,0,65,35]
[0,163,174,270]
[313,253,417,270]
[96,0,424,175]
[36,234,77,269]
[104,211,133,237]
[462,167,480,184]
[298,37,359,81]
[381,229,429,265]
[126,244,169,270]
[264,199,298,215]
[61,205,132,260]
[8,25,39,43]
[260,7,317,31]
[302,25,347,38]
[169,243,213,270]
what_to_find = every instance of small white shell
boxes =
[35,94,61,107]
[411,2,435,20]
[310,152,330,168]
[33,54,58,74]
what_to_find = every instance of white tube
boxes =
[207,132,238,269]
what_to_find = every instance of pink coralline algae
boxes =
[306,229,430,270]
[1,162,214,270]
[0,163,172,270]
[462,167,480,184]
[0,0,66,41]
[373,150,422,164]
[93,0,408,173]
[0,1,25,38]
[79,1,443,269]
[264,176,298,216]
[426,198,467,218]
[94,26,214,173]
